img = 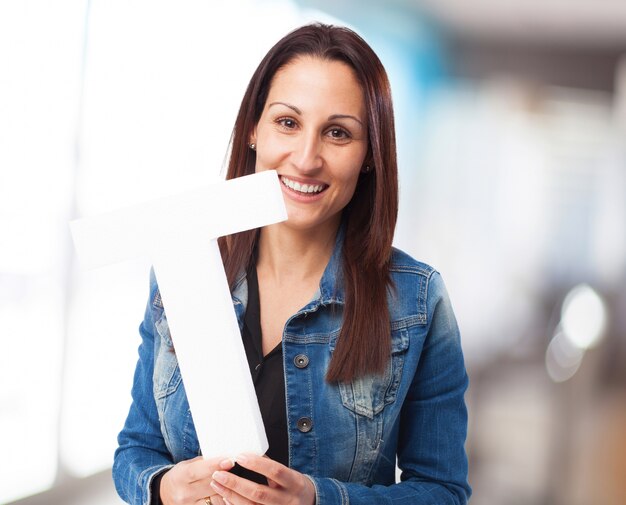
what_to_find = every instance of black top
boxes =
[151,263,288,502]
[233,262,289,483]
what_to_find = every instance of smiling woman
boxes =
[113,23,471,505]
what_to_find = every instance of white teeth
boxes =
[281,176,325,194]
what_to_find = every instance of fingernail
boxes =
[219,458,234,469]
[212,471,226,483]
[210,480,224,492]
[235,454,249,464]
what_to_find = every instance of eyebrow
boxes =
[328,114,364,127]
[269,101,302,114]
[268,101,364,127]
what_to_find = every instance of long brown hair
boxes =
[218,23,398,382]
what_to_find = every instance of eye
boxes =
[326,127,351,141]
[276,117,298,130]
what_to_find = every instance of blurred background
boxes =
[1,0,625,503]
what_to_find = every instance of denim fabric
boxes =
[113,231,471,504]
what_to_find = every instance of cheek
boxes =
[254,147,274,173]
[337,171,362,204]
[255,136,287,170]
[341,157,365,187]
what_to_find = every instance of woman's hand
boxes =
[160,455,235,505]
[209,454,316,505]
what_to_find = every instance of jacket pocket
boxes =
[338,327,410,419]
[153,312,182,399]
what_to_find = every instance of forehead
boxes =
[266,56,365,116]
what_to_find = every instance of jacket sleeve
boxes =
[307,272,471,504]
[113,268,175,505]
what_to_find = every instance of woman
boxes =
[113,23,471,505]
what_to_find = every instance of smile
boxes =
[280,176,327,194]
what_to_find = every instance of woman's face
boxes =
[252,56,368,235]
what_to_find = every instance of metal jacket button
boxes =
[294,354,309,368]
[296,417,313,433]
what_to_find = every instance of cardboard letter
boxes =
[70,170,287,457]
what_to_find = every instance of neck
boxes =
[256,220,339,284]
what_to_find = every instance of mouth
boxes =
[280,175,328,195]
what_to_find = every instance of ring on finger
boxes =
[204,497,212,505]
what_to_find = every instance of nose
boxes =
[292,131,322,173]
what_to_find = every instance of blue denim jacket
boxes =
[113,231,471,505]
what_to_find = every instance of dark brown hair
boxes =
[218,23,398,382]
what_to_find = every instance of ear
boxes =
[249,125,257,146]
[363,150,373,169]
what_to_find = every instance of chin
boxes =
[284,212,341,234]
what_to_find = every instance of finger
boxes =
[219,458,236,470]
[187,456,234,483]
[211,470,280,505]
[189,459,235,499]
[259,454,278,488]
[210,479,254,505]
[190,480,223,502]
[234,454,295,488]
[196,495,227,505]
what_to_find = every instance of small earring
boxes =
[249,143,256,151]
[362,165,372,173]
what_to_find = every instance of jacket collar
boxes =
[316,222,345,306]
